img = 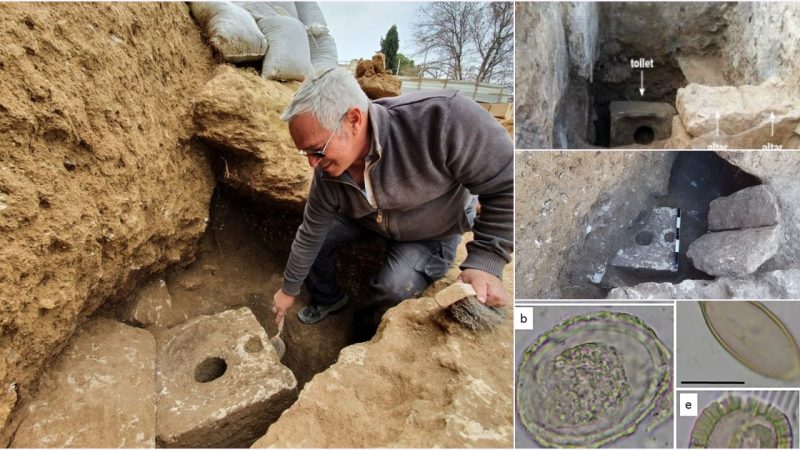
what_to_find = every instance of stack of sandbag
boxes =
[295,2,339,73]
[191,2,338,82]
[189,2,268,62]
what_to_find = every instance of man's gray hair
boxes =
[281,68,370,131]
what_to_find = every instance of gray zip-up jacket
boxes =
[282,89,513,296]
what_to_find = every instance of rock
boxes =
[192,65,311,209]
[687,226,780,277]
[675,78,800,139]
[610,207,679,273]
[514,2,569,149]
[252,298,513,448]
[717,152,800,180]
[607,269,800,299]
[156,307,296,448]
[194,65,297,161]
[722,3,800,96]
[0,3,215,437]
[711,155,800,271]
[10,319,156,448]
[708,185,779,231]
[677,55,728,86]
[116,278,188,329]
[355,54,402,99]
[357,75,402,100]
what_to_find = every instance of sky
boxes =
[319,2,426,64]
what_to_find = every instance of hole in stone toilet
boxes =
[634,126,655,145]
[635,230,654,246]
[194,357,227,383]
[663,231,676,243]
[245,336,263,353]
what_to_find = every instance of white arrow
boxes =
[639,70,645,96]
[770,112,775,137]
[715,112,720,137]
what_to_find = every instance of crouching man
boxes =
[272,68,512,340]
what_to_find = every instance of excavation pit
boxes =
[551,151,763,298]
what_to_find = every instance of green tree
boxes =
[396,53,419,76]
[379,25,399,73]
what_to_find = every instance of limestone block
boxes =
[687,226,780,277]
[11,318,156,448]
[357,74,402,99]
[607,269,800,299]
[708,185,780,231]
[609,101,676,147]
[193,65,310,208]
[676,78,800,137]
[156,307,297,448]
[611,207,678,273]
[717,152,800,181]
[117,278,188,328]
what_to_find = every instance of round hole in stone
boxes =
[194,357,227,383]
[633,126,655,145]
[635,230,654,246]
[245,336,263,353]
[663,231,676,243]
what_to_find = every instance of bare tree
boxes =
[470,2,514,84]
[412,2,480,80]
[411,2,513,85]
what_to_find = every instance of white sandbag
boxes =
[270,2,298,19]
[308,32,338,73]
[295,2,327,34]
[260,15,313,81]
[236,2,279,21]
[190,2,268,63]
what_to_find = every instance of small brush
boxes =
[434,283,505,332]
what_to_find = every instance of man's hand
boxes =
[457,269,509,307]
[272,289,296,325]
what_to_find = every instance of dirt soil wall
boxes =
[0,3,216,438]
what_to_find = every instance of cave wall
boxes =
[515,2,599,149]
[0,3,216,438]
[722,2,800,94]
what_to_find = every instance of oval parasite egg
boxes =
[701,302,800,380]
[516,311,672,448]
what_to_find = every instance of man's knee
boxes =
[370,265,428,305]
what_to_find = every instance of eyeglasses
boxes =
[297,112,347,158]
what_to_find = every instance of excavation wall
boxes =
[722,2,800,93]
[0,3,216,438]
[516,2,800,148]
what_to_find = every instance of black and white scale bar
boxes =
[680,381,745,385]
[674,208,681,268]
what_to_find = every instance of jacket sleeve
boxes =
[443,93,514,279]
[282,172,339,296]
